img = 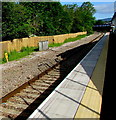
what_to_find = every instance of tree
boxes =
[63,4,77,32]
[2,2,32,40]
[79,2,96,34]
[94,20,105,25]
[2,2,96,41]
[65,2,96,34]
[20,2,71,36]
[81,2,96,15]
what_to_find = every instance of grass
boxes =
[48,34,88,47]
[48,43,64,47]
[65,34,87,43]
[0,34,88,64]
[0,46,39,64]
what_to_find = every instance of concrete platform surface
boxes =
[28,33,109,119]
[74,33,109,119]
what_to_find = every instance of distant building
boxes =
[111,1,116,32]
[111,12,116,32]
[114,1,116,13]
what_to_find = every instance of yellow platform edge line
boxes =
[74,35,109,119]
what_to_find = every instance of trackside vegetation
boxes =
[2,2,96,41]
[0,34,88,64]
[0,47,39,64]
[1,1,96,63]
[48,34,87,47]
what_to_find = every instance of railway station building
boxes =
[111,12,116,32]
[111,1,116,32]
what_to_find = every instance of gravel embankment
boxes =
[0,32,103,98]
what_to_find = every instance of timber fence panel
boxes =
[0,41,8,58]
[1,32,87,58]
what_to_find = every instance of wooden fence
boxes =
[0,32,87,58]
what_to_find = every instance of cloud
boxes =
[94,3,114,14]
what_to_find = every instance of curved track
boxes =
[0,34,103,120]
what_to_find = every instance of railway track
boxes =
[0,34,104,120]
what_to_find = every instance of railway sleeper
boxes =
[2,101,28,110]
[8,96,44,105]
[0,106,21,117]
[1,112,18,120]
[22,89,41,95]
[15,94,38,100]
[1,108,31,120]
[32,82,53,88]
[38,77,57,81]
[23,86,54,93]
[2,103,25,112]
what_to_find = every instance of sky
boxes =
[60,0,116,20]
[1,0,115,20]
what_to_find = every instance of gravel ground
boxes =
[0,32,103,98]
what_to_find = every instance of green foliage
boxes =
[49,43,64,47]
[94,20,105,25]
[49,34,88,47]
[0,34,88,64]
[2,2,96,41]
[67,2,96,34]
[2,2,72,40]
[64,34,87,43]
[2,2,32,40]
[0,46,38,64]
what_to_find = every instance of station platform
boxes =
[28,33,109,119]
